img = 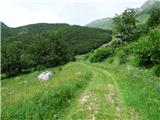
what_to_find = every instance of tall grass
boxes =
[2,72,91,120]
[1,62,92,120]
[97,60,160,120]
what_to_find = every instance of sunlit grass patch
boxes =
[1,62,92,120]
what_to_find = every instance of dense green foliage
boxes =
[1,23,111,77]
[89,26,160,74]
[131,27,160,67]
[113,8,140,41]
[2,23,111,54]
[88,7,160,76]
[147,8,160,27]
[1,32,73,76]
[88,47,113,62]
[87,0,160,30]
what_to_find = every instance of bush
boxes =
[115,26,160,67]
[89,47,113,62]
[152,65,160,77]
[116,50,128,64]
[127,55,139,66]
[1,73,7,80]
[148,8,160,27]
[132,27,160,68]
[1,33,74,77]
[36,65,46,71]
[114,43,132,65]
[107,57,114,64]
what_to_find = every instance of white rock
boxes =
[38,71,53,81]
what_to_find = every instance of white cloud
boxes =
[0,0,147,27]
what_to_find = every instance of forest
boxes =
[1,24,111,77]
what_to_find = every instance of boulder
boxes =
[38,71,53,81]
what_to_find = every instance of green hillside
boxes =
[86,0,160,29]
[1,23,112,76]
[86,18,113,30]
[136,0,160,24]
[2,23,112,55]
[136,0,160,16]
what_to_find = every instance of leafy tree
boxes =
[1,43,22,76]
[113,8,139,41]
[48,32,74,66]
[123,27,160,68]
[1,23,112,77]
[147,8,160,27]
[89,47,113,62]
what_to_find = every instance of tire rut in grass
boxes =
[91,64,139,120]
[64,62,139,120]
[64,63,116,119]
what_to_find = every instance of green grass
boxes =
[1,62,92,119]
[63,63,125,120]
[94,59,160,120]
[2,59,160,120]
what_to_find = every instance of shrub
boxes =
[89,47,113,62]
[1,74,7,80]
[152,65,160,77]
[127,55,139,66]
[116,50,128,64]
[36,65,46,71]
[132,27,160,68]
[107,57,114,64]
[147,8,160,27]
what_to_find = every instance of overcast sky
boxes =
[0,0,147,27]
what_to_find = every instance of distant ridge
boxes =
[86,17,113,30]
[1,22,8,28]
[2,22,112,55]
[86,0,160,30]
[136,0,160,15]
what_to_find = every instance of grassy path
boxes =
[3,62,148,120]
[64,62,138,120]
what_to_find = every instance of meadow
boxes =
[2,59,160,120]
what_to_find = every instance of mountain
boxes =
[86,18,113,30]
[1,23,112,76]
[136,0,160,15]
[2,23,112,54]
[0,22,8,28]
[136,0,160,24]
[86,0,160,29]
